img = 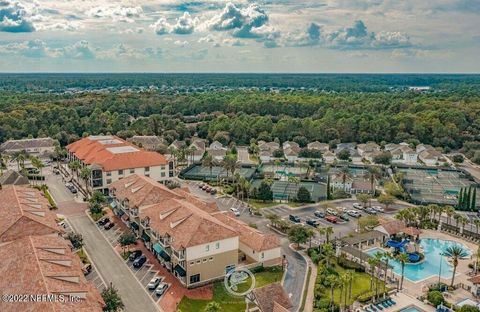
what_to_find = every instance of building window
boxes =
[130,169,135,174]
[205,245,209,252]
[144,166,150,172]
[261,252,265,259]
[190,274,200,284]
[190,261,194,266]
[215,242,220,249]
[107,179,112,184]
[161,165,165,170]
[118,170,123,175]
[106,172,111,177]
[161,172,165,177]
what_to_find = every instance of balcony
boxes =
[172,249,185,261]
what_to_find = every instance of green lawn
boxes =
[318,262,384,306]
[178,268,283,312]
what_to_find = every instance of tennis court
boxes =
[181,164,256,181]
[397,168,479,205]
[251,179,327,202]
[259,164,308,178]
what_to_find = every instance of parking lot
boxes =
[95,217,170,303]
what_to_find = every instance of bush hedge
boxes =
[427,290,444,306]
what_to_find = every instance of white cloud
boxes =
[86,5,143,23]
[59,40,96,59]
[0,0,35,32]
[151,12,198,35]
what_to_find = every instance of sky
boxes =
[0,0,479,73]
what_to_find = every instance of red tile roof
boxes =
[212,212,280,252]
[0,235,104,312]
[0,185,63,243]
[468,275,480,284]
[66,135,167,171]
[252,282,292,312]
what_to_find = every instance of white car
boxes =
[326,208,337,216]
[155,282,169,296]
[347,210,361,218]
[147,277,162,290]
[230,207,240,216]
[372,205,384,213]
[353,203,363,210]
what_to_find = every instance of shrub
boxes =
[316,298,331,309]
[427,290,444,306]
[460,305,480,312]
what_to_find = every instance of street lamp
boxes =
[438,252,444,286]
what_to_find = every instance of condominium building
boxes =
[0,137,57,158]
[66,135,172,194]
[109,174,281,288]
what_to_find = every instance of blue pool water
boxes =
[399,306,423,312]
[366,238,470,282]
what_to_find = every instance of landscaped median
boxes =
[178,266,284,312]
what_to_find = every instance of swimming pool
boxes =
[366,238,470,283]
[399,306,424,312]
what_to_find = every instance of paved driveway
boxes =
[68,215,159,312]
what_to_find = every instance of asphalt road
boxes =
[68,214,159,312]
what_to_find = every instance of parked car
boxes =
[340,213,350,221]
[97,217,110,226]
[128,250,142,261]
[210,189,217,195]
[289,215,301,223]
[326,208,337,216]
[347,210,361,218]
[202,185,208,190]
[306,219,320,227]
[104,222,115,230]
[67,184,77,193]
[205,187,212,192]
[365,207,377,215]
[353,203,363,210]
[230,207,240,216]
[53,168,60,175]
[372,205,384,212]
[325,215,337,223]
[155,283,169,296]
[133,255,147,268]
[198,183,205,188]
[147,277,162,290]
[314,210,325,218]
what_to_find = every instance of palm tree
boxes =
[339,166,351,191]
[445,206,455,225]
[80,167,92,193]
[322,243,335,269]
[443,245,469,286]
[306,227,316,248]
[339,272,349,311]
[68,160,81,178]
[397,253,409,290]
[222,155,237,183]
[15,151,27,171]
[459,215,469,233]
[30,156,44,186]
[0,154,10,174]
[474,219,480,235]
[364,166,381,193]
[319,226,334,244]
[368,257,379,300]
[204,301,221,312]
[326,274,339,307]
[345,270,354,304]
[202,153,214,180]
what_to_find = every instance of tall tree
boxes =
[444,245,469,286]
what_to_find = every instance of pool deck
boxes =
[397,230,477,299]
[359,292,435,312]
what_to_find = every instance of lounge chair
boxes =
[364,308,372,312]
[381,301,389,308]
[370,304,378,312]
[382,300,392,307]
[375,303,384,310]
[388,298,396,305]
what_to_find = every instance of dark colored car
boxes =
[289,215,301,223]
[133,255,147,268]
[340,213,350,221]
[306,219,320,227]
[128,250,142,261]
[314,210,325,218]
[97,217,110,226]
[210,189,217,195]
[104,222,115,230]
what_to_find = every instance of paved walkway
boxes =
[68,214,159,312]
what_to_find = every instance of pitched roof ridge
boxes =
[29,236,56,311]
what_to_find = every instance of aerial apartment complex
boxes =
[66,135,172,194]
[109,174,281,288]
